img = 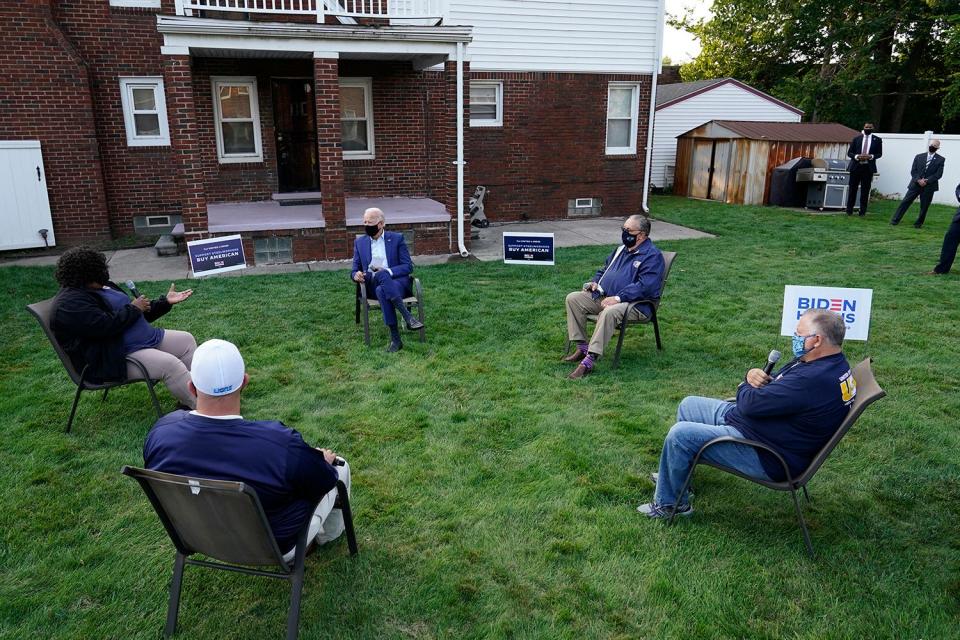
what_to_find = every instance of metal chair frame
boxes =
[27,298,163,433]
[122,466,357,640]
[667,358,886,558]
[355,277,425,346]
[566,251,677,369]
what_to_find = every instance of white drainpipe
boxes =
[456,40,469,257]
[641,0,666,214]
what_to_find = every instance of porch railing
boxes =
[174,0,447,22]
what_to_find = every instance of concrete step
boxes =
[155,234,179,257]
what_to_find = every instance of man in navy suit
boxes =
[929,183,960,275]
[891,139,945,228]
[352,207,424,352]
[846,122,883,216]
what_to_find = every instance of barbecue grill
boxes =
[796,158,875,210]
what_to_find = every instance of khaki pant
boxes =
[127,329,197,408]
[565,291,647,356]
[282,460,352,562]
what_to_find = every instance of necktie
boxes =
[861,135,869,155]
[926,154,932,169]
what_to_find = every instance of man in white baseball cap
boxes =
[144,339,351,561]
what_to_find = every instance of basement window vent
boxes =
[254,237,293,265]
[145,216,171,228]
[568,198,602,218]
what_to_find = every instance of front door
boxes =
[272,79,319,193]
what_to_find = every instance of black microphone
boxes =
[333,457,346,467]
[763,349,782,375]
[125,279,141,299]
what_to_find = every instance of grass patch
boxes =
[1,195,959,639]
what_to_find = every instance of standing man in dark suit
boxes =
[928,183,960,275]
[352,207,424,352]
[846,122,882,216]
[891,139,944,228]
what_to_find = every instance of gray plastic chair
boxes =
[122,465,357,640]
[355,277,425,345]
[26,297,162,433]
[566,251,677,368]
[668,358,886,558]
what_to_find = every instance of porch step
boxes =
[272,191,322,206]
[154,234,179,257]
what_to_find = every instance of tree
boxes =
[671,0,958,132]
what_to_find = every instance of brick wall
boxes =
[49,0,181,238]
[340,60,430,198]
[0,1,111,244]
[465,72,651,222]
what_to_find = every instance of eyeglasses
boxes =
[622,227,640,234]
[792,332,818,341]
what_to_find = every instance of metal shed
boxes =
[673,121,859,205]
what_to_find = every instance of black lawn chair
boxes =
[27,297,162,433]
[566,251,677,368]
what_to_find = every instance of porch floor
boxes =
[345,197,450,226]
[170,196,450,236]
[207,201,325,233]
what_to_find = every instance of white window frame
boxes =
[211,76,264,164]
[119,77,170,147]
[469,80,503,127]
[575,198,595,208]
[605,82,641,155]
[110,0,161,7]
[339,77,375,160]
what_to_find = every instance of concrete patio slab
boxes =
[1,217,714,282]
[345,196,450,226]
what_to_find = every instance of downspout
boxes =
[641,0,667,214]
[456,40,469,257]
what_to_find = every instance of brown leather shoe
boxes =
[562,349,586,362]
[567,363,593,379]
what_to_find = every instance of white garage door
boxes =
[0,140,55,251]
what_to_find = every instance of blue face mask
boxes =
[792,333,817,358]
[622,229,638,247]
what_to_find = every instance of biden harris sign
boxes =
[781,285,873,341]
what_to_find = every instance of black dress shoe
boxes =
[914,224,923,229]
[386,340,403,352]
[405,317,424,331]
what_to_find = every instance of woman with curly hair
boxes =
[50,247,198,409]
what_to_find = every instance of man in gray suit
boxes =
[891,139,945,228]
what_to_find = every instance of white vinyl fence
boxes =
[874,131,960,206]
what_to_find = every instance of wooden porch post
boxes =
[313,51,350,259]
[162,49,208,239]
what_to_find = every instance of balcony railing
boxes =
[174,0,447,22]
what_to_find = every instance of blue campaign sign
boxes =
[187,234,247,277]
[503,232,555,265]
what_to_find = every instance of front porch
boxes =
[171,196,451,262]
[157,14,471,261]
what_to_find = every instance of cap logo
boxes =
[213,384,234,394]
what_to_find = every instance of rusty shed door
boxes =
[689,140,713,198]
[709,140,731,202]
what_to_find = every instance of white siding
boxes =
[446,0,661,73]
[652,83,801,187]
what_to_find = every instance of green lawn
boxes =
[1,195,959,639]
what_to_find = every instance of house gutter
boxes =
[455,40,468,257]
[641,0,667,214]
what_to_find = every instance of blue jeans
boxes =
[653,396,770,508]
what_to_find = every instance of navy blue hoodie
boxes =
[725,353,856,480]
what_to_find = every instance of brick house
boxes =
[0,1,665,262]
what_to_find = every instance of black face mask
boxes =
[863,129,873,135]
[364,224,380,237]
[622,229,638,247]
[929,146,938,154]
